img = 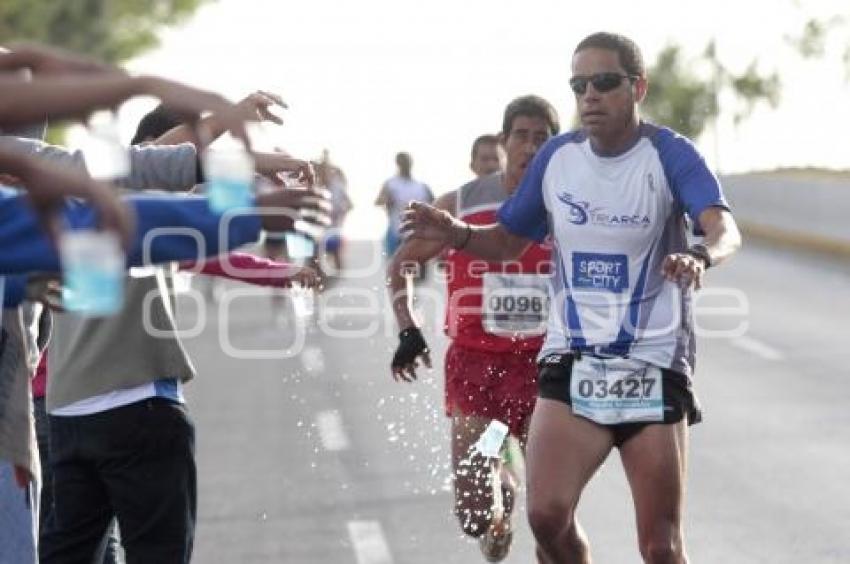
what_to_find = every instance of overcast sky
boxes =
[67,0,849,237]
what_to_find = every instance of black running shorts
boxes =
[537,353,702,447]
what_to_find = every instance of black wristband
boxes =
[686,243,712,269]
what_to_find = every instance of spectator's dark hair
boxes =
[573,32,645,78]
[131,105,183,145]
[501,95,560,138]
[470,134,500,160]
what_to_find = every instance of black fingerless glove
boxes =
[391,327,429,368]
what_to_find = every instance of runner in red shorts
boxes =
[388,95,559,562]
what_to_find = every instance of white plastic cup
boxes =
[84,111,130,180]
[284,232,316,262]
[473,420,510,458]
[204,146,255,214]
[59,230,125,316]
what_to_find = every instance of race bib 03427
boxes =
[569,356,663,425]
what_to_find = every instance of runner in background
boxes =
[375,152,433,258]
[388,96,560,562]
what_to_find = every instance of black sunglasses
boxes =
[569,72,636,95]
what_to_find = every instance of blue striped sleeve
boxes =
[650,127,730,235]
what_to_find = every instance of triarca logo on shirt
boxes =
[556,192,591,225]
[557,191,651,228]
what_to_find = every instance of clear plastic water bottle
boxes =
[59,230,125,316]
[83,111,130,180]
[204,144,255,214]
[284,232,316,262]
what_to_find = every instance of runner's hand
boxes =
[391,326,431,382]
[400,201,464,247]
[661,252,706,290]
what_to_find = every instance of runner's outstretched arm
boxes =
[387,192,456,382]
[694,207,741,266]
[401,200,529,263]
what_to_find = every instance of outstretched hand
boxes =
[255,184,332,233]
[236,90,287,125]
[400,201,460,246]
[140,76,253,150]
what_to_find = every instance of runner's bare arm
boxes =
[662,207,741,289]
[695,207,741,266]
[401,201,529,262]
[388,191,455,331]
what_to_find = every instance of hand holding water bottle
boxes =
[255,183,332,233]
[254,152,315,187]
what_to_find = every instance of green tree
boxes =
[0,0,213,142]
[785,14,850,80]
[0,0,212,64]
[642,41,780,141]
[642,45,717,140]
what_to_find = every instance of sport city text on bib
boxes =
[481,272,549,337]
[569,356,663,425]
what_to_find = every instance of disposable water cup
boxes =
[204,147,255,214]
[84,111,130,180]
[284,232,316,262]
[473,420,510,458]
[59,230,125,316]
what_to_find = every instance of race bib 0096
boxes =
[569,356,663,425]
[481,272,549,337]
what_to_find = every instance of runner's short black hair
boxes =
[574,32,646,78]
[131,105,183,145]
[470,134,500,160]
[502,95,560,138]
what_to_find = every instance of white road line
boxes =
[730,335,786,361]
[347,521,393,564]
[316,410,350,451]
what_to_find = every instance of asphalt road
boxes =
[175,239,850,563]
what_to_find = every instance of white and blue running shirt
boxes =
[497,123,729,377]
